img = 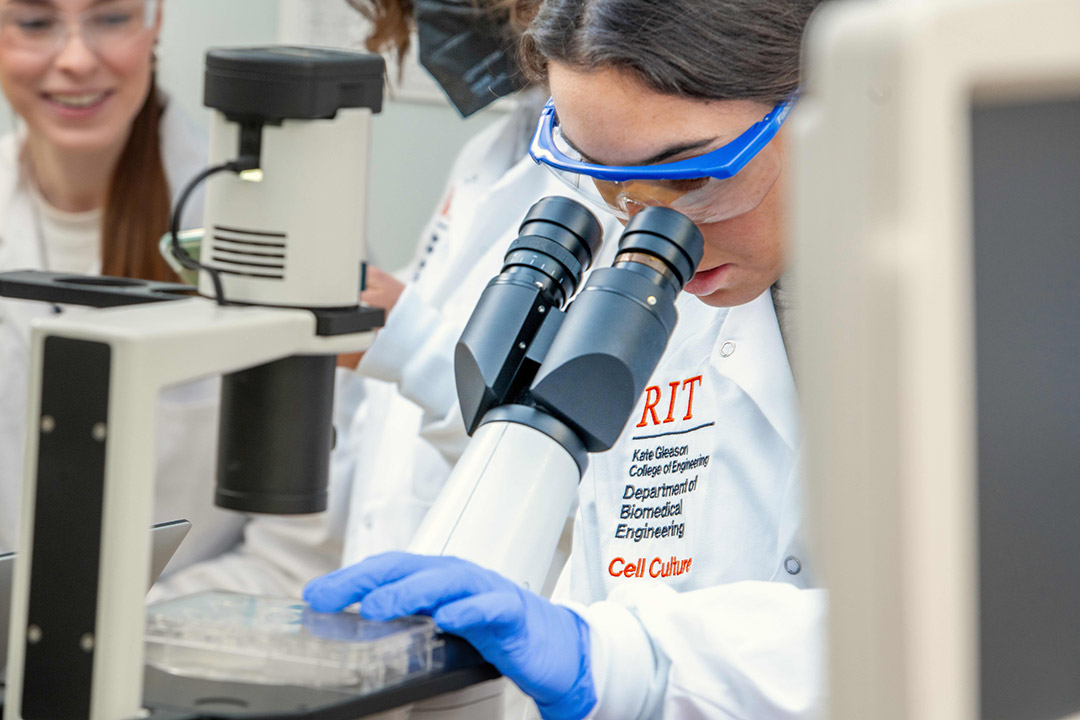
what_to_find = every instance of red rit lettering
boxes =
[636,375,704,427]
[637,386,662,427]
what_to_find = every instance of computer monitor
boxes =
[794,1,1080,719]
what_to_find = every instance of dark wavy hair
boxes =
[346,0,543,69]
[520,0,822,105]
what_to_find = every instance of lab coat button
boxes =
[784,556,802,575]
[720,341,736,357]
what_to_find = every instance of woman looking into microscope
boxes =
[0,0,243,576]
[307,1,827,718]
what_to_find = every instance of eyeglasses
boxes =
[529,97,793,224]
[0,0,158,58]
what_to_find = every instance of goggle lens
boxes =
[536,97,790,224]
[548,122,783,223]
[0,0,156,57]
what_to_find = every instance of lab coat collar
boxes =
[709,289,800,450]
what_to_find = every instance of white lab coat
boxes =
[564,291,826,719]
[0,96,250,575]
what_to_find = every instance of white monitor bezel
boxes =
[793,1,1080,718]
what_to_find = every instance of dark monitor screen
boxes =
[972,96,1080,720]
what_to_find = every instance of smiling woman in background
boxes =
[0,0,245,577]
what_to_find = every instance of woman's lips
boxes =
[684,263,734,296]
[41,90,113,119]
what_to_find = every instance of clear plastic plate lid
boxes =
[145,591,444,691]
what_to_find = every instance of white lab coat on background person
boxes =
[557,290,826,719]
[0,95,249,575]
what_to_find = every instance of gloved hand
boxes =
[304,552,596,720]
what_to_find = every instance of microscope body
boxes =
[409,202,702,589]
[200,49,385,515]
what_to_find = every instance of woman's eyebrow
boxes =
[558,128,602,164]
[561,128,719,167]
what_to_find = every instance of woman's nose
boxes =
[53,25,98,75]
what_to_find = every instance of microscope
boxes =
[0,45,704,720]
[409,198,704,593]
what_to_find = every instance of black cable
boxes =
[169,156,258,306]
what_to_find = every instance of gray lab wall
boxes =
[0,0,500,272]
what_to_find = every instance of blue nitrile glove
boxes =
[304,552,596,720]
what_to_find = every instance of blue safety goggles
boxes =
[529,98,793,222]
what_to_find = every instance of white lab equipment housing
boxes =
[202,108,372,308]
[794,1,1080,719]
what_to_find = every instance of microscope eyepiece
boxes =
[528,207,705,452]
[503,196,604,306]
[613,206,704,293]
[518,195,605,266]
[455,197,604,434]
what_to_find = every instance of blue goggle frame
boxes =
[529,97,794,182]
